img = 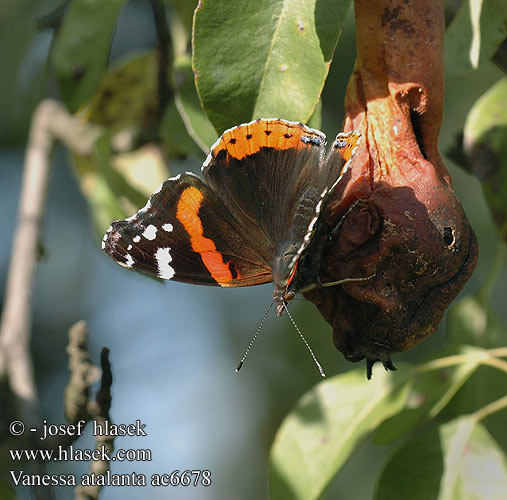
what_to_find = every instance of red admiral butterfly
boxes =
[103,118,361,318]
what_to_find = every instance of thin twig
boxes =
[474,394,507,422]
[0,99,101,500]
[0,100,101,415]
[0,100,56,430]
[149,0,173,119]
[480,356,507,374]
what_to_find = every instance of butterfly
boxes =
[103,118,361,317]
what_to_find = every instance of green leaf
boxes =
[465,78,507,146]
[375,417,507,500]
[193,0,350,133]
[173,55,218,151]
[375,346,483,446]
[439,416,507,500]
[81,52,159,133]
[52,0,126,111]
[73,134,169,239]
[447,294,507,349]
[462,78,507,237]
[269,366,413,500]
[445,0,507,75]
[160,100,203,156]
[375,427,444,500]
[93,135,149,211]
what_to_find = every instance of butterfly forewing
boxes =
[103,173,272,286]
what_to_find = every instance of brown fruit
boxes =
[304,0,478,378]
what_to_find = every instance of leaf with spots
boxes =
[78,52,158,134]
[52,0,126,112]
[193,0,351,133]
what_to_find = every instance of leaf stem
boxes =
[473,394,507,422]
[414,347,507,376]
[480,356,507,374]
[149,0,173,119]
[487,347,507,358]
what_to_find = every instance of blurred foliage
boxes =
[375,416,507,500]
[463,78,507,239]
[445,0,507,75]
[0,478,15,500]
[1,0,506,499]
[52,0,127,112]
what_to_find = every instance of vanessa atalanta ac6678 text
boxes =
[103,118,361,331]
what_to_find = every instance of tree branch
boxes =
[0,99,101,500]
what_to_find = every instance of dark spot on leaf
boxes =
[72,66,85,80]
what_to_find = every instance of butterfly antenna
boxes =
[236,300,274,373]
[283,303,326,378]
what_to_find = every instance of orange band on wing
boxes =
[176,186,236,286]
[213,120,323,161]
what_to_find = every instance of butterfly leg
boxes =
[319,274,376,288]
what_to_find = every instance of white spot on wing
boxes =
[124,254,134,268]
[155,247,175,279]
[101,240,105,250]
[393,125,398,136]
[133,235,141,243]
[162,223,173,232]
[142,224,157,240]
[127,244,132,251]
